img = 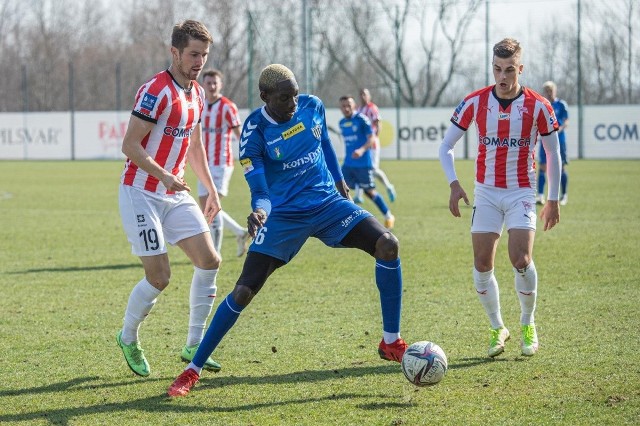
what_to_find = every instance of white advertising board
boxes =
[1,105,638,160]
[0,112,71,160]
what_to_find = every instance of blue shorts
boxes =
[248,193,372,263]
[342,166,375,190]
[538,137,567,165]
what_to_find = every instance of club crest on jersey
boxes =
[311,124,322,140]
[282,122,306,140]
[498,112,510,120]
[137,214,145,223]
[141,93,157,111]
[240,158,254,174]
[274,147,281,158]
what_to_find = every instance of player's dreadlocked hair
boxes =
[172,20,213,52]
[493,38,522,62]
[259,64,296,93]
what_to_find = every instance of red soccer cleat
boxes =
[378,338,408,362]
[167,368,200,397]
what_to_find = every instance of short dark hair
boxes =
[339,95,354,102]
[202,69,223,80]
[493,38,522,61]
[171,20,213,52]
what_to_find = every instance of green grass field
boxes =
[0,160,639,425]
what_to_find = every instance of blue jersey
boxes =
[552,98,569,144]
[239,94,342,215]
[339,112,373,168]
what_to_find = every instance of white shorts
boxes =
[471,184,537,235]
[119,185,209,256]
[198,165,234,197]
[371,137,381,169]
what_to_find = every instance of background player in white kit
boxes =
[438,38,561,358]
[198,69,251,257]
[116,20,223,377]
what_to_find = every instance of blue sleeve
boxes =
[317,99,343,182]
[322,137,343,182]
[246,171,272,216]
[239,116,272,215]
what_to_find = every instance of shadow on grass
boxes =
[448,357,506,370]
[6,260,191,274]
[0,365,412,423]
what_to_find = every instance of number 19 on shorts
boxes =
[139,228,159,251]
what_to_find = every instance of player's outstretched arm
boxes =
[188,126,221,223]
[335,179,350,199]
[539,201,560,231]
[448,180,469,218]
[122,115,190,192]
[247,209,267,238]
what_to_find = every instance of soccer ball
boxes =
[401,341,448,386]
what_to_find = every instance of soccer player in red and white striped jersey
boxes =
[198,69,250,257]
[116,20,223,377]
[355,88,396,204]
[439,38,561,358]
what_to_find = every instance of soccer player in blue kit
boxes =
[537,81,569,206]
[168,64,407,397]
[339,95,395,229]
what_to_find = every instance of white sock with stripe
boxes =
[514,261,537,325]
[187,266,218,347]
[122,278,161,345]
[473,268,504,329]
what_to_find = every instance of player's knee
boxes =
[374,232,399,261]
[231,284,256,307]
[146,270,171,290]
[196,251,221,270]
[512,256,531,271]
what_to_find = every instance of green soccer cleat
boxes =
[181,344,222,372]
[488,326,510,358]
[521,324,539,356]
[116,330,150,377]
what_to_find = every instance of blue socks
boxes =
[371,193,389,215]
[561,170,568,196]
[193,294,244,368]
[375,258,402,333]
[537,171,546,195]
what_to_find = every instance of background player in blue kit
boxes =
[168,64,407,397]
[537,80,569,206]
[339,95,395,229]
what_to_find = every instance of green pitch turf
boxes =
[0,160,638,425]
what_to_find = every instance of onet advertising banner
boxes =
[0,106,638,160]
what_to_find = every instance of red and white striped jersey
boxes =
[357,102,380,149]
[451,86,558,189]
[202,96,241,168]
[357,102,381,132]
[121,70,205,195]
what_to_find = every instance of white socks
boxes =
[122,278,161,345]
[473,268,504,329]
[383,332,401,345]
[221,210,245,236]
[187,266,218,347]
[210,214,223,254]
[514,261,537,325]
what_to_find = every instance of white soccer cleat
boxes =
[236,231,250,257]
[488,326,510,357]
